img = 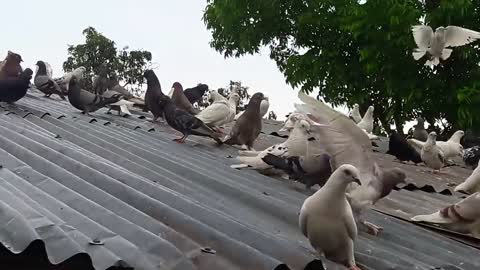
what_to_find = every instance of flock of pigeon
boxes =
[0,24,479,270]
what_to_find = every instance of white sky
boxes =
[2,0,305,119]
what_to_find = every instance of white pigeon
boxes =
[412,25,480,66]
[299,164,362,270]
[102,90,133,116]
[196,91,231,127]
[295,92,406,234]
[349,104,362,123]
[226,92,240,124]
[421,132,445,172]
[455,165,480,194]
[356,106,374,134]
[409,130,464,160]
[231,119,312,172]
[411,192,480,237]
[280,112,313,133]
[55,66,86,91]
[234,97,270,120]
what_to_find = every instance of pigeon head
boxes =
[7,51,22,63]
[333,164,361,186]
[295,119,312,135]
[416,117,425,125]
[143,69,155,79]
[172,82,183,93]
[374,165,406,198]
[449,130,465,144]
[248,92,265,107]
[22,68,33,80]
[73,67,86,77]
[281,112,309,132]
[36,60,46,68]
[197,83,209,93]
[366,105,374,114]
[353,104,359,110]
[427,131,437,144]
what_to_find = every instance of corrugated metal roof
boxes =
[0,89,478,270]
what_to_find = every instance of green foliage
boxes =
[63,27,152,93]
[217,80,252,111]
[204,0,480,134]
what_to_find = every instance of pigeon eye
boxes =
[344,170,351,176]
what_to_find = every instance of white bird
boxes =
[409,130,464,161]
[54,66,86,92]
[455,165,480,194]
[226,92,240,125]
[411,192,480,237]
[412,25,480,66]
[196,91,231,127]
[299,164,362,270]
[235,97,269,120]
[421,132,445,172]
[102,90,133,116]
[349,104,362,123]
[280,112,313,133]
[231,119,312,172]
[356,106,374,134]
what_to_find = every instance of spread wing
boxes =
[412,25,433,50]
[445,26,480,47]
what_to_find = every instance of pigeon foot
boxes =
[364,221,383,236]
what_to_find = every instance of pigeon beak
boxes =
[353,178,361,185]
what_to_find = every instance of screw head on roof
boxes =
[89,239,104,245]
[201,247,216,254]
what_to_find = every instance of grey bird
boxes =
[67,76,121,115]
[34,60,66,100]
[92,65,109,95]
[412,25,480,66]
[412,117,428,142]
[223,92,265,150]
[412,192,480,237]
[107,73,134,98]
[158,95,222,144]
[171,82,199,115]
[143,70,166,122]
[299,164,362,270]
[421,131,445,172]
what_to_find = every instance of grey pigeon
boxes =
[92,65,109,95]
[224,92,265,150]
[68,76,121,115]
[412,117,428,142]
[0,68,33,103]
[171,82,199,115]
[463,146,480,169]
[421,131,445,172]
[107,73,134,98]
[235,97,270,120]
[158,95,222,144]
[299,164,362,270]
[143,70,165,122]
[412,192,480,237]
[34,60,65,100]
[412,25,480,66]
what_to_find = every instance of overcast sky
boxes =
[1,0,308,119]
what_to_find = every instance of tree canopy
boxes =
[203,0,480,135]
[63,27,153,94]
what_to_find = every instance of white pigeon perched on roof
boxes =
[299,164,362,270]
[349,104,362,123]
[226,92,240,125]
[231,119,312,172]
[412,25,480,66]
[295,92,406,235]
[54,66,86,92]
[421,132,445,172]
[235,97,269,120]
[411,192,480,237]
[356,106,374,134]
[409,130,464,161]
[455,165,480,194]
[196,91,230,127]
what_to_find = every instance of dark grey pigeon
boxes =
[412,117,428,142]
[34,60,65,100]
[68,76,121,115]
[224,92,265,150]
[184,83,209,105]
[158,95,222,144]
[0,68,33,103]
[143,70,165,122]
[92,65,109,95]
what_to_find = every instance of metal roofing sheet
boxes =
[0,89,478,270]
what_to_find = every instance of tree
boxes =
[217,80,251,111]
[63,27,152,94]
[203,0,480,135]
